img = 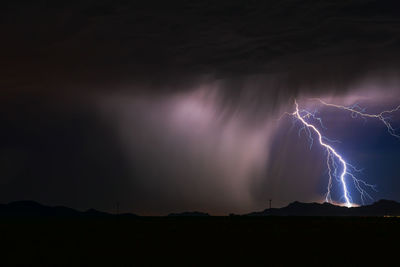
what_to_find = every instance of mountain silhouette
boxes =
[247,199,400,216]
[0,201,136,217]
[1,200,399,217]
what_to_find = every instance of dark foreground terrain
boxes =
[1,216,399,265]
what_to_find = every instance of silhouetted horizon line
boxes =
[1,199,400,217]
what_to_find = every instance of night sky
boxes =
[1,1,400,215]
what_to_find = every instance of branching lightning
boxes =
[313,99,400,139]
[283,98,400,207]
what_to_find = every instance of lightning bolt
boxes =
[284,98,400,207]
[313,98,400,139]
[292,101,354,207]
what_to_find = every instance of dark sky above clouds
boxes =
[1,0,400,214]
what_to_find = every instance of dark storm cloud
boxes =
[2,0,400,95]
[2,1,400,214]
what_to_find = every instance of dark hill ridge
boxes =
[247,199,400,216]
[0,201,136,217]
[1,200,400,217]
